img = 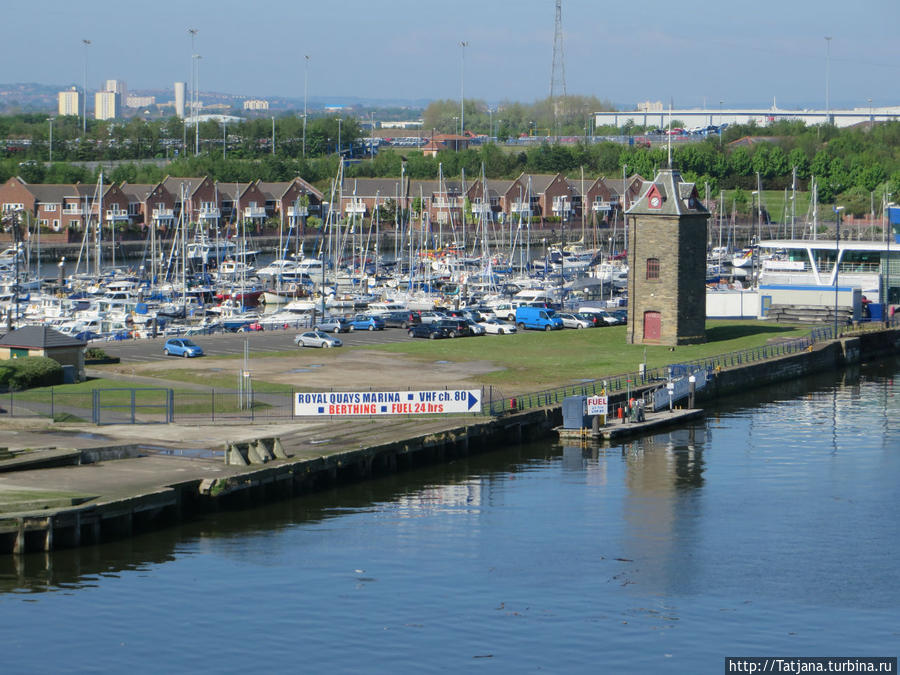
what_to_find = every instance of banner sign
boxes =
[295,389,482,416]
[586,395,608,415]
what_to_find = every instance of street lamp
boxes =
[825,36,832,124]
[302,55,309,158]
[459,40,468,136]
[337,118,342,157]
[834,205,844,336]
[193,54,202,154]
[48,117,54,162]
[82,39,91,136]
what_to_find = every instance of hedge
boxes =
[0,357,63,390]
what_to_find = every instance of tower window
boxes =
[646,257,660,280]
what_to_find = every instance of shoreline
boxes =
[0,327,897,555]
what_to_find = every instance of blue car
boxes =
[349,314,385,331]
[163,338,204,358]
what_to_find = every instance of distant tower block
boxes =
[626,169,709,345]
[174,81,186,118]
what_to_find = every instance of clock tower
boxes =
[625,169,708,345]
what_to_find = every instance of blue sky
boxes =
[3,0,898,109]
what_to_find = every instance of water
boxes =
[1,358,898,673]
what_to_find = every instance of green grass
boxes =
[146,369,296,393]
[373,321,811,388]
[720,189,859,236]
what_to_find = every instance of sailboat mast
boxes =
[95,172,103,279]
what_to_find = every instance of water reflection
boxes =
[0,444,552,594]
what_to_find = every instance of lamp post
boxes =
[459,40,468,137]
[271,116,276,155]
[302,55,309,158]
[834,205,844,336]
[825,36,832,124]
[193,54,202,154]
[81,39,91,136]
[337,118,342,158]
[48,117,53,162]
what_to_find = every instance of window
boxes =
[646,257,660,280]
[44,203,58,212]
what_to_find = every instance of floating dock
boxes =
[556,408,705,442]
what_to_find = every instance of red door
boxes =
[643,311,661,341]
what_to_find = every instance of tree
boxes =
[728,147,752,176]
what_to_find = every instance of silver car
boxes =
[294,331,343,348]
[315,316,353,333]
[556,312,592,329]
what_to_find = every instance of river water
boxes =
[1,358,898,673]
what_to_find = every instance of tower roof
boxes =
[626,169,708,217]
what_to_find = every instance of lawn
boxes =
[373,320,811,388]
[22,321,812,400]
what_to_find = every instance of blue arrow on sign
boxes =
[468,391,478,410]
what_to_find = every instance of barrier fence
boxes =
[2,318,896,424]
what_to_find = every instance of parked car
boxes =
[579,309,620,326]
[383,310,421,329]
[417,311,446,325]
[437,318,471,338]
[478,318,517,335]
[294,330,343,348]
[163,338,204,358]
[576,312,603,328]
[315,316,353,333]
[515,306,564,331]
[408,323,449,339]
[349,314,385,331]
[556,312,592,329]
[465,319,486,336]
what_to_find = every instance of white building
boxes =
[174,81,186,118]
[57,87,80,116]
[243,99,269,111]
[595,104,900,130]
[95,90,119,120]
[126,95,155,108]
[105,79,127,100]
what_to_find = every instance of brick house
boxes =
[259,177,326,238]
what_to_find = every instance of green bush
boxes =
[0,357,63,390]
[85,347,109,360]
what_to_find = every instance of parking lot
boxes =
[95,325,413,363]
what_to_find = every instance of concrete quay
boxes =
[0,408,559,555]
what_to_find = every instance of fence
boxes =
[2,319,895,424]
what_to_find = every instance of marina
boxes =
[1,170,898,343]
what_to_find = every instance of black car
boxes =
[436,318,471,338]
[408,323,449,339]
[383,310,421,329]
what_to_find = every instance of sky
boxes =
[2,0,898,110]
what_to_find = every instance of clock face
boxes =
[649,196,661,208]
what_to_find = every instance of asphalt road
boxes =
[94,326,416,363]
